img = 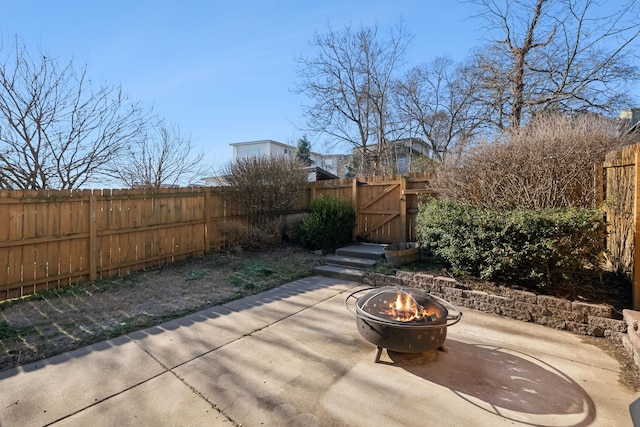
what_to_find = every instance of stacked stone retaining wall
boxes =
[364,271,628,342]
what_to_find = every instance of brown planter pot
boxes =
[384,242,420,266]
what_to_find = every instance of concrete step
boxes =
[313,265,365,282]
[324,254,377,269]
[335,244,386,260]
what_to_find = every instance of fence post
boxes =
[634,151,640,309]
[89,192,97,281]
[351,178,358,242]
[310,181,316,202]
[204,188,211,253]
[593,163,604,208]
[400,175,407,242]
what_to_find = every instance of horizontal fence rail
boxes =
[0,171,435,301]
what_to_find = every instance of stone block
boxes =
[544,307,587,323]
[537,295,572,310]
[604,330,625,344]
[474,302,501,315]
[625,327,640,348]
[434,276,463,288]
[384,275,403,286]
[419,282,440,293]
[445,295,465,307]
[571,301,613,318]
[362,277,375,287]
[413,273,435,284]
[500,307,532,322]
[458,298,476,309]
[502,288,537,303]
[623,309,640,335]
[462,289,488,302]
[514,301,548,316]
[487,294,515,308]
[442,286,464,298]
[588,316,627,333]
[395,271,413,281]
[532,315,566,330]
[565,321,604,337]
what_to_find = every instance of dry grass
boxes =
[0,245,323,372]
[436,113,631,210]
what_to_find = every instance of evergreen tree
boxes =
[295,135,313,166]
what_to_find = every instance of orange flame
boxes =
[383,292,434,322]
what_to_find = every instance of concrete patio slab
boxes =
[221,276,354,324]
[129,304,271,369]
[0,335,165,427]
[53,372,232,427]
[0,276,638,427]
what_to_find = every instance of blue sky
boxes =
[0,1,635,169]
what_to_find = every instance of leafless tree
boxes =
[0,38,147,189]
[394,57,487,161]
[220,155,309,246]
[110,121,210,189]
[295,23,411,176]
[467,0,640,129]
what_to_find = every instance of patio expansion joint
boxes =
[42,368,169,427]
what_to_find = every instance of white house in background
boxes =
[201,139,346,186]
[231,139,295,160]
[230,139,350,178]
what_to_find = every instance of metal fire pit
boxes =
[346,286,462,362]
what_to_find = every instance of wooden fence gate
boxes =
[311,171,435,244]
[354,173,435,243]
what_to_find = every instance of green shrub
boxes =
[300,196,356,252]
[415,198,606,288]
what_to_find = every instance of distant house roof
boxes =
[306,166,339,182]
[230,139,292,148]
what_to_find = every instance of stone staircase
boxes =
[313,244,386,282]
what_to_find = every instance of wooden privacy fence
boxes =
[0,171,434,301]
[596,142,640,309]
[0,187,249,301]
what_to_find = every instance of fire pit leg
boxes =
[374,346,383,363]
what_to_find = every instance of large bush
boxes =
[300,196,356,252]
[435,113,631,210]
[416,198,606,288]
[221,155,309,247]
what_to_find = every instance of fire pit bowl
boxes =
[346,286,462,362]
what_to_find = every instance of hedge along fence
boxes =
[0,171,434,301]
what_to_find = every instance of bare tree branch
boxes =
[0,37,147,189]
[467,0,640,129]
[394,57,487,161]
[110,121,211,189]
[295,22,412,175]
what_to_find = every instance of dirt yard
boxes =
[0,245,323,372]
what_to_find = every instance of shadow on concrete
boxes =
[0,276,352,379]
[386,340,596,426]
